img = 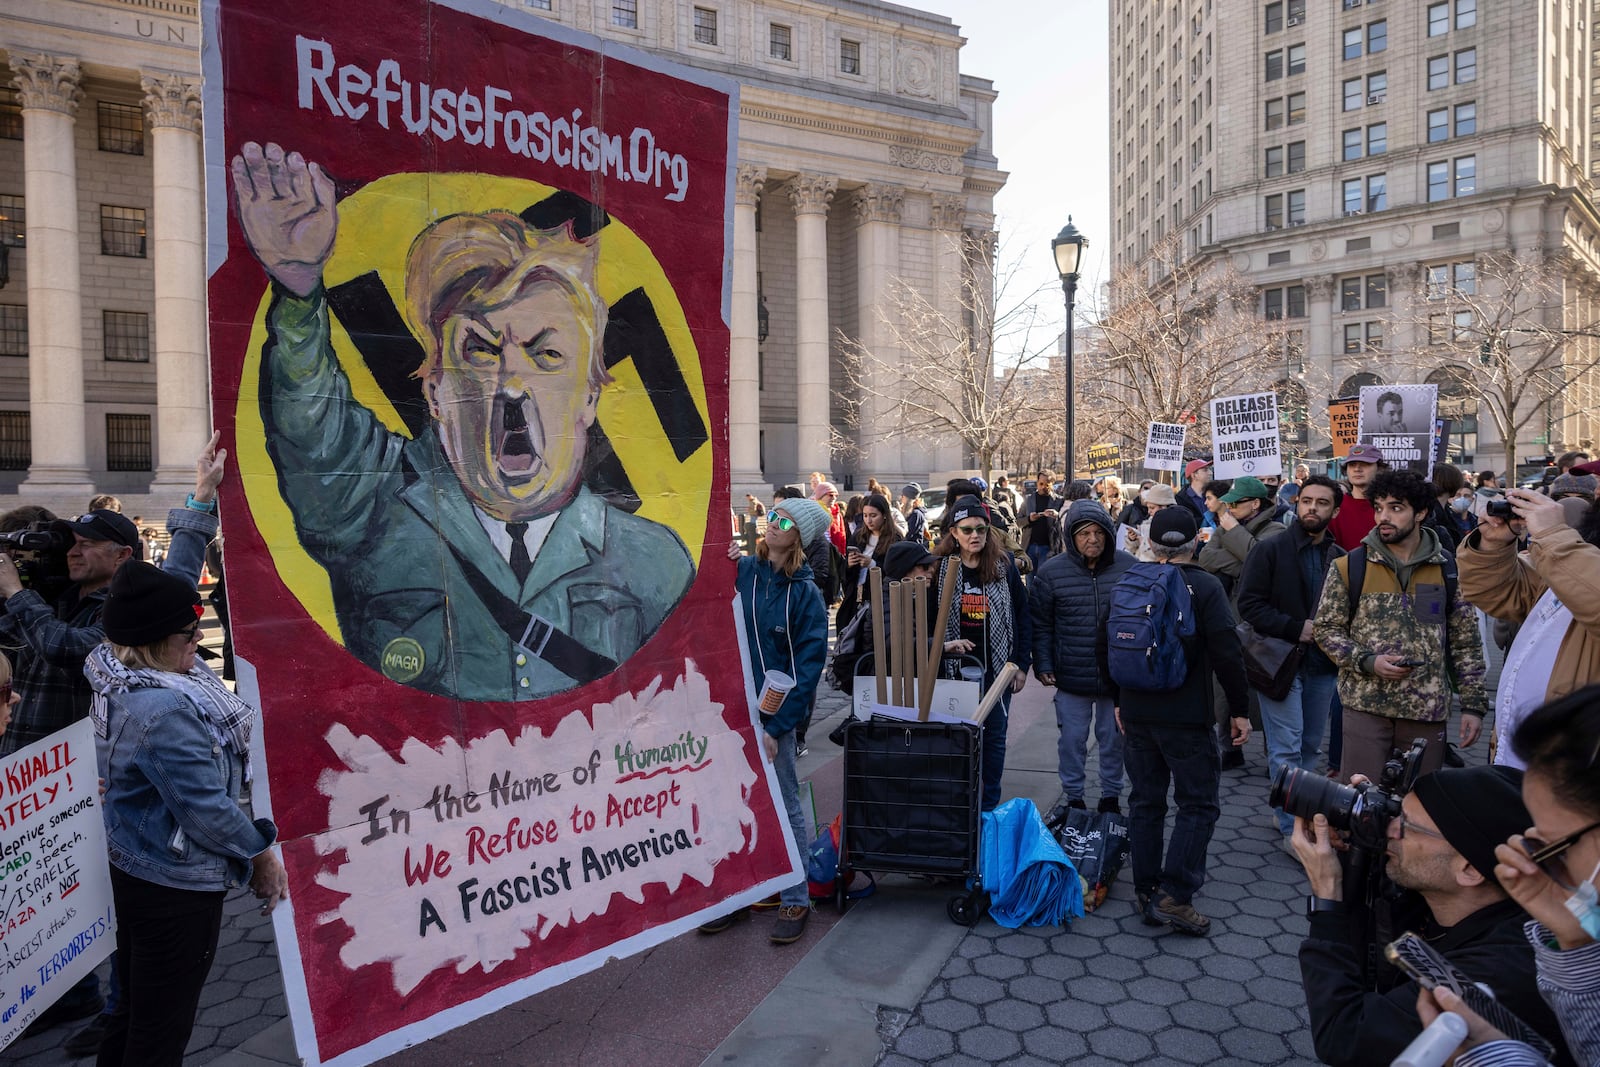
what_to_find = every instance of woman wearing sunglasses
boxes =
[934,495,1032,811]
[1418,685,1600,1065]
[707,496,830,945]
[85,561,287,1066]
[836,493,901,633]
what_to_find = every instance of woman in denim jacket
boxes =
[87,561,287,1066]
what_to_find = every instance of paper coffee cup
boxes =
[758,670,795,713]
[959,666,985,684]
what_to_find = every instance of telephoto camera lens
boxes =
[1269,764,1360,831]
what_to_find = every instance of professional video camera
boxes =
[0,520,74,603]
[1269,738,1429,853]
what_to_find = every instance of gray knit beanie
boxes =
[775,497,830,548]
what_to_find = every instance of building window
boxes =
[1287,140,1305,172]
[770,23,792,60]
[1367,173,1387,212]
[1342,27,1362,59]
[0,88,21,141]
[840,39,861,74]
[1455,48,1476,83]
[1343,77,1362,111]
[1264,285,1307,319]
[1455,101,1476,135]
[1428,1,1449,35]
[1368,20,1387,52]
[1428,161,1450,201]
[1456,0,1476,28]
[97,102,144,155]
[1265,193,1283,228]
[1342,178,1363,216]
[1367,274,1388,307]
[1266,49,1285,79]
[611,0,637,28]
[0,195,24,247]
[0,412,28,470]
[1428,107,1450,142]
[1343,127,1362,160]
[1344,322,1364,352]
[1454,154,1476,196]
[1265,0,1284,33]
[100,205,146,258]
[103,310,150,363]
[1287,92,1305,125]
[1368,122,1387,154]
[1265,145,1284,176]
[1341,276,1363,310]
[693,7,717,45]
[1266,97,1285,129]
[1268,250,1291,266]
[105,414,152,472]
[1287,188,1306,225]
[1287,43,1306,75]
[1429,55,1449,89]
[1366,322,1384,350]
[524,0,552,9]
[1367,71,1386,103]
[0,305,25,356]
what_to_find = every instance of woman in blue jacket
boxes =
[935,495,1032,811]
[703,496,829,946]
[87,561,287,1066]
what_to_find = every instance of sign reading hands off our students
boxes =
[203,0,799,1061]
[1208,390,1282,479]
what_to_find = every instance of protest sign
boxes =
[1435,418,1452,464]
[1143,422,1186,471]
[1208,391,1281,479]
[1357,384,1439,478]
[204,1,790,1062]
[1086,443,1121,477]
[0,721,115,1052]
[1328,397,1360,458]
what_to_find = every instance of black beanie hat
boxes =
[1412,764,1528,891]
[102,561,201,647]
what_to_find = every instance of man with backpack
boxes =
[1111,507,1250,937]
[1311,469,1488,784]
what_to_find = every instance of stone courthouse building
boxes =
[0,0,1004,514]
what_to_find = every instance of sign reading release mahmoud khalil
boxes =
[1208,391,1282,479]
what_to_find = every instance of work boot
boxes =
[770,905,810,944]
[1156,896,1212,936]
[1135,890,1163,927]
[697,909,746,935]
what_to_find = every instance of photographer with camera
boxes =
[0,434,226,1048]
[1415,686,1600,1066]
[1288,762,1573,1066]
[1311,469,1488,784]
[1456,480,1600,767]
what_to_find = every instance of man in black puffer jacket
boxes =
[1030,499,1135,819]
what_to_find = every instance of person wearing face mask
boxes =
[1416,687,1600,1066]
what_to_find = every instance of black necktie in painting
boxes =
[507,522,533,585]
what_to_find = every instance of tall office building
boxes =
[0,0,1002,516]
[1110,0,1600,473]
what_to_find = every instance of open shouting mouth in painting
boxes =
[494,391,544,482]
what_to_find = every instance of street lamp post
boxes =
[1052,218,1088,479]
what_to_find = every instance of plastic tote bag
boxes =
[1053,806,1130,912]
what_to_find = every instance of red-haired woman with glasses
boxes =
[934,495,1032,811]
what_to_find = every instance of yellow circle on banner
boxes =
[236,173,711,647]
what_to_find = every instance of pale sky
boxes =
[929,0,1111,324]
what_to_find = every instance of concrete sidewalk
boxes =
[8,676,1408,1066]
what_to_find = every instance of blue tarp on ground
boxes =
[979,798,1086,928]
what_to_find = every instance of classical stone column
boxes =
[143,72,209,496]
[729,164,766,502]
[787,174,836,476]
[10,54,93,504]
[928,194,967,474]
[852,183,903,479]
[1387,262,1427,358]
[1305,271,1335,389]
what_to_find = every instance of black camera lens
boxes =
[1486,499,1514,519]
[1269,764,1360,831]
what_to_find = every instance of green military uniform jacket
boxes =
[260,289,695,702]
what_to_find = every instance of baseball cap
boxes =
[66,509,140,550]
[1184,459,1211,478]
[1220,476,1273,504]
[1346,443,1384,464]
[1149,507,1199,547]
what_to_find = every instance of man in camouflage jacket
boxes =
[1312,469,1486,783]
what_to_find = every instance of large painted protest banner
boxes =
[202,1,796,1062]
[1208,391,1281,479]
[1357,384,1439,479]
[0,721,115,1051]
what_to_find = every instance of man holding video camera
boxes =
[1291,763,1573,1066]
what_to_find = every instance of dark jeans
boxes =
[1025,541,1052,575]
[1125,722,1222,905]
[97,868,226,1067]
[1328,688,1344,772]
[980,687,1014,811]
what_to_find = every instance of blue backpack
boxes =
[1106,562,1196,692]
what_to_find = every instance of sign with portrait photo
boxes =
[1357,384,1439,478]
[203,1,794,1063]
